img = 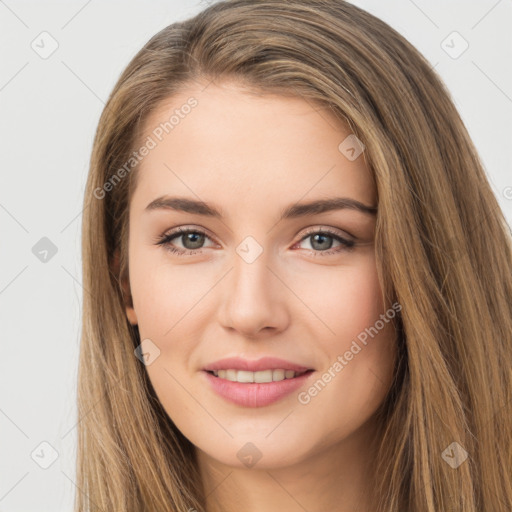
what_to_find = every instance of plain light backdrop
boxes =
[0,1,511,510]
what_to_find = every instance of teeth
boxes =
[212,369,306,383]
[272,369,285,382]
[237,370,255,383]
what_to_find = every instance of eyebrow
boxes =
[144,195,377,219]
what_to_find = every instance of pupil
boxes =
[312,234,332,250]
[184,232,204,250]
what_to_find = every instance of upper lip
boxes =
[203,357,314,373]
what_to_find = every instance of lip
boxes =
[203,356,314,373]
[202,357,316,408]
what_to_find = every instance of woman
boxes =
[77,1,512,510]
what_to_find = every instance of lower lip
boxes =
[202,370,315,408]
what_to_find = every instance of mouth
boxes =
[205,368,314,383]
[202,368,316,407]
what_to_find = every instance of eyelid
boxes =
[158,224,218,241]
[297,225,355,242]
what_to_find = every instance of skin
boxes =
[123,79,398,512]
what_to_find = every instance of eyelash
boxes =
[155,226,356,257]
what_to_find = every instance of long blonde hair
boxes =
[77,1,512,510]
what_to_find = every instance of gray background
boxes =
[0,0,511,510]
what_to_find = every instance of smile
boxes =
[209,368,311,383]
[203,369,315,407]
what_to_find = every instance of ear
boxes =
[112,248,138,325]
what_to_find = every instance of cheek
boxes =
[129,247,208,338]
[128,247,212,404]
[129,254,200,412]
[295,262,396,447]
[296,256,396,396]
[293,254,385,344]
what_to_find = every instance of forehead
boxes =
[132,82,375,214]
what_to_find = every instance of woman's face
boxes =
[124,80,397,469]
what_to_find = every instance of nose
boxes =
[218,248,290,338]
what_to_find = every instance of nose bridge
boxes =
[219,234,289,335]
[231,235,274,301]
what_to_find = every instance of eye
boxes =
[155,227,215,256]
[293,227,355,256]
